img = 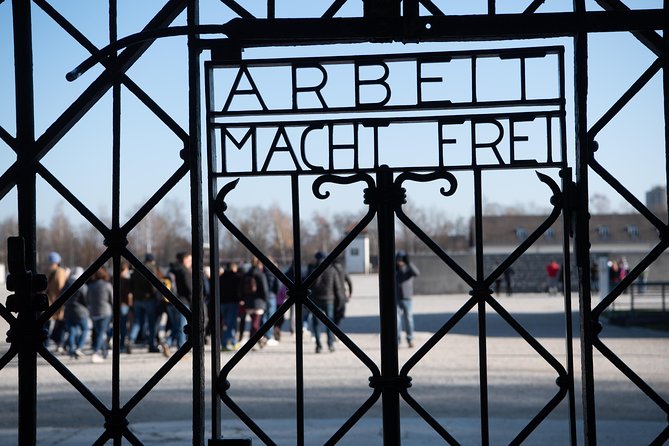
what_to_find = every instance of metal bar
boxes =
[593,242,668,319]
[38,345,111,417]
[375,166,401,446]
[291,173,305,446]
[205,62,222,441]
[573,10,597,443]
[322,0,347,19]
[121,163,190,234]
[32,0,186,160]
[595,0,669,59]
[36,164,111,237]
[12,1,37,443]
[593,338,669,414]
[560,173,578,446]
[122,340,192,416]
[109,0,122,444]
[34,0,188,145]
[403,0,419,19]
[219,10,669,47]
[418,0,444,16]
[664,0,669,316]
[0,125,15,149]
[364,0,400,19]
[473,168,489,446]
[523,0,547,14]
[188,2,206,444]
[0,345,17,371]
[588,58,662,141]
[220,0,254,19]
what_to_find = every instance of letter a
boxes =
[222,66,269,112]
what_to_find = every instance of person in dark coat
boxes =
[219,262,242,350]
[396,251,420,348]
[332,259,352,326]
[240,257,269,346]
[310,251,345,353]
[169,252,193,349]
[63,267,88,358]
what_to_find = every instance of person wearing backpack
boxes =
[240,257,268,347]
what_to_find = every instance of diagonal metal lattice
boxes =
[0,0,668,445]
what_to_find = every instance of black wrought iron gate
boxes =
[0,1,668,445]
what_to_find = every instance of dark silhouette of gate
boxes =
[0,1,667,445]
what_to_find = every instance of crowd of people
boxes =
[45,251,194,362]
[217,252,353,353]
[43,248,424,360]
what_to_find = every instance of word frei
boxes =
[206,48,565,175]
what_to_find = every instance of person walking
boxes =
[46,251,69,352]
[332,258,352,326]
[240,258,268,346]
[169,252,193,349]
[87,267,113,363]
[262,261,280,346]
[546,259,560,295]
[119,262,132,353]
[219,262,242,351]
[127,254,161,353]
[62,267,88,359]
[310,251,345,353]
[396,251,419,348]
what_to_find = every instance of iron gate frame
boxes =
[0,0,667,445]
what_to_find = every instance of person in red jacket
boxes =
[546,260,560,295]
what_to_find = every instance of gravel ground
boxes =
[0,274,667,445]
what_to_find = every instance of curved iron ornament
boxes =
[396,170,569,444]
[214,175,383,444]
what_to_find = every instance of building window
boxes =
[597,225,609,239]
[545,228,555,239]
[350,247,359,256]
[514,227,527,240]
[626,224,639,239]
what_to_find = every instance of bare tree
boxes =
[590,193,612,214]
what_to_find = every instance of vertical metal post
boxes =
[664,0,669,317]
[473,168,489,446]
[187,1,205,444]
[13,1,37,444]
[205,63,222,441]
[375,167,401,446]
[109,1,122,444]
[573,1,597,443]
[560,169,578,446]
[291,174,305,446]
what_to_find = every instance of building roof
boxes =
[477,213,662,248]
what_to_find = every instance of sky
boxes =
[0,0,667,234]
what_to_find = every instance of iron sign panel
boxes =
[206,46,566,177]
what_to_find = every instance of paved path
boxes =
[0,274,667,445]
